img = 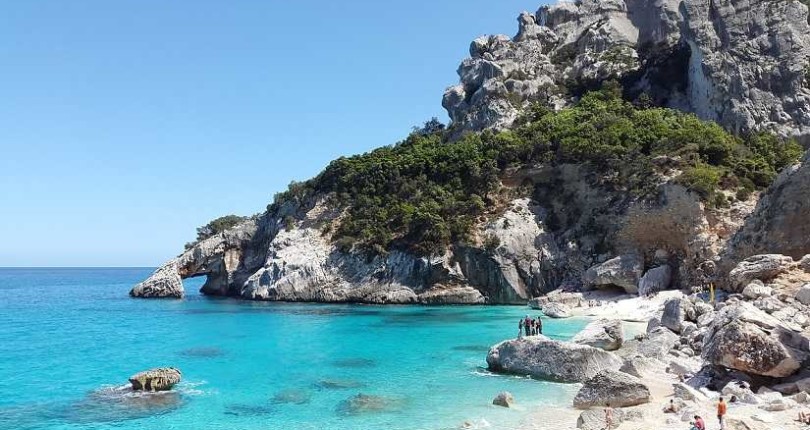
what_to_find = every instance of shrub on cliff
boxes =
[196,215,247,242]
[265,86,802,257]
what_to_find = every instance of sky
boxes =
[0,0,547,267]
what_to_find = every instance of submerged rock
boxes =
[492,391,515,408]
[271,389,312,405]
[128,368,181,392]
[573,370,651,409]
[335,394,403,416]
[486,336,623,383]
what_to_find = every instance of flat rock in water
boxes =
[128,367,182,392]
[487,336,623,383]
[572,319,624,351]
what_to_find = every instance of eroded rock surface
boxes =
[573,369,651,409]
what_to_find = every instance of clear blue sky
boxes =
[0,0,546,267]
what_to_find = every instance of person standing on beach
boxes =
[604,403,613,429]
[536,317,543,335]
[518,318,524,338]
[717,397,727,429]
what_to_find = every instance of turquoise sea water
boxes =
[0,268,587,430]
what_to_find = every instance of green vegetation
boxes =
[195,215,247,242]
[268,85,802,256]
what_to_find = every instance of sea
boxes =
[0,268,589,430]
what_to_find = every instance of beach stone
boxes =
[638,265,672,296]
[492,391,514,408]
[487,336,623,383]
[758,397,797,411]
[637,327,679,360]
[620,356,658,378]
[583,254,644,294]
[702,302,809,378]
[673,382,705,402]
[661,298,691,333]
[646,316,661,334]
[541,302,572,319]
[128,367,182,391]
[576,407,644,430]
[573,370,650,409]
[722,381,758,404]
[728,254,796,292]
[742,281,772,300]
[572,319,624,351]
[723,418,753,430]
[796,284,810,306]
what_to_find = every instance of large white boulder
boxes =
[573,370,651,409]
[572,319,624,351]
[583,254,644,294]
[487,336,623,383]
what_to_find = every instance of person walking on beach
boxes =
[717,397,727,429]
[604,403,613,429]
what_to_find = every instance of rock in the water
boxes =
[583,254,643,294]
[128,368,182,392]
[129,261,184,299]
[573,370,651,409]
[335,393,402,416]
[638,265,672,296]
[742,281,773,300]
[702,303,809,378]
[541,302,572,319]
[487,336,623,383]
[492,391,514,408]
[572,319,624,351]
[728,254,796,291]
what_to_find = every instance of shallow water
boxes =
[0,268,587,430]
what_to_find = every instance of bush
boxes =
[195,215,247,242]
[265,89,801,257]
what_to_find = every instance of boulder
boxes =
[661,298,690,333]
[572,319,624,351]
[638,265,672,296]
[492,391,514,408]
[573,370,651,409]
[576,407,644,430]
[742,281,773,300]
[728,254,796,291]
[702,303,809,378]
[583,254,644,294]
[637,327,679,360]
[796,284,810,306]
[620,356,658,378]
[128,367,182,391]
[487,336,623,383]
[129,261,184,299]
[541,302,572,319]
[673,382,705,401]
[646,316,661,334]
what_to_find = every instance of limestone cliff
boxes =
[132,1,810,303]
[443,0,810,142]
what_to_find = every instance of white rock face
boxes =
[486,336,623,383]
[742,281,773,300]
[129,260,184,299]
[443,0,810,141]
[728,254,797,292]
[572,319,624,351]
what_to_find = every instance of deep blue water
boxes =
[0,268,587,430]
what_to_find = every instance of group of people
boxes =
[661,396,725,430]
[517,315,543,337]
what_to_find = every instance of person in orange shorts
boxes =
[717,397,727,429]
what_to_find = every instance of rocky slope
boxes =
[444,0,810,142]
[132,1,810,304]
